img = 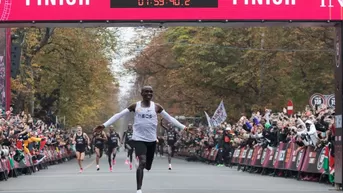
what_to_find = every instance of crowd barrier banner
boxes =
[244,148,254,165]
[232,148,240,164]
[273,142,287,169]
[178,140,330,177]
[300,146,325,174]
[285,143,306,171]
[228,142,326,175]
[238,147,247,164]
[209,149,219,161]
[250,145,263,167]
[262,147,277,168]
[0,145,76,181]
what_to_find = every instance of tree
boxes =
[126,27,334,121]
[11,28,119,131]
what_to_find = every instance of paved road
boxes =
[0,152,333,193]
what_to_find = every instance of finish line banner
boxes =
[1,0,343,21]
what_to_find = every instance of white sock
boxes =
[97,165,99,168]
[136,190,142,193]
[169,164,172,168]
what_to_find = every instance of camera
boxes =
[272,121,277,126]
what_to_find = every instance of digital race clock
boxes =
[110,0,218,8]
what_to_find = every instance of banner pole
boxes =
[334,22,343,188]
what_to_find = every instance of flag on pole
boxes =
[204,111,213,128]
[323,144,335,183]
[211,100,227,127]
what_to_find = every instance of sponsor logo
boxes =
[273,149,279,164]
[247,149,253,159]
[261,149,267,164]
[296,150,303,168]
[317,148,326,170]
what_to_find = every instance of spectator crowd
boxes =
[157,104,335,183]
[0,107,74,173]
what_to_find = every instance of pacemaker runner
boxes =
[107,125,121,172]
[161,119,178,170]
[122,124,134,170]
[93,128,107,171]
[95,86,188,193]
[72,126,90,173]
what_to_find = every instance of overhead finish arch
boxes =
[2,0,343,188]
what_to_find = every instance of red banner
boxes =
[262,147,277,168]
[238,147,247,164]
[250,145,263,167]
[300,146,325,174]
[227,142,329,175]
[209,149,218,161]
[1,0,343,21]
[243,148,254,165]
[283,142,294,169]
[273,142,287,169]
[231,148,240,164]
[283,143,306,171]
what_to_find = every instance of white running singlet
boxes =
[132,101,158,142]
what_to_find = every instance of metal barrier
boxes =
[177,142,332,182]
[0,145,75,181]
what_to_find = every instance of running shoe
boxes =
[168,164,172,170]
[110,166,113,172]
[97,165,100,171]
[79,168,83,173]
[129,163,133,170]
[125,159,129,165]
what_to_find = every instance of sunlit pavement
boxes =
[0,152,332,193]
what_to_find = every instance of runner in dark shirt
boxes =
[122,124,134,170]
[161,119,178,170]
[93,129,107,171]
[72,126,90,173]
[107,125,120,172]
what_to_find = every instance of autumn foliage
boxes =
[127,27,334,120]
[11,28,118,132]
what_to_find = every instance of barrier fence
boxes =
[231,143,327,175]
[0,145,75,181]
[177,142,332,181]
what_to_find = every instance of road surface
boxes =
[0,152,333,193]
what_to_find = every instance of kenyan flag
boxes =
[323,144,335,183]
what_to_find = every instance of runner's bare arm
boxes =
[121,132,126,144]
[96,103,137,130]
[72,133,76,144]
[84,133,90,145]
[155,103,187,131]
[102,131,107,141]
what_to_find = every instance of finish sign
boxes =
[309,93,335,108]
[309,93,325,107]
